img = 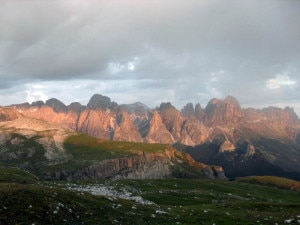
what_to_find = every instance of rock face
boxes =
[145,111,175,144]
[113,109,143,142]
[159,102,184,140]
[45,148,226,180]
[204,96,244,126]
[46,98,68,113]
[10,94,300,147]
[219,140,235,153]
[87,94,117,110]
[0,107,21,122]
[7,93,300,180]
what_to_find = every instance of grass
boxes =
[0,167,38,184]
[237,176,300,191]
[0,168,299,224]
[64,134,169,161]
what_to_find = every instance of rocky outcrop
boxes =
[219,140,235,153]
[113,109,143,142]
[49,150,174,180]
[180,119,208,146]
[67,102,84,113]
[0,107,21,122]
[77,109,114,140]
[46,98,68,113]
[244,106,300,125]
[159,102,184,140]
[181,103,195,118]
[245,142,256,157]
[43,148,226,180]
[204,96,244,126]
[181,103,205,121]
[15,105,79,130]
[146,111,175,144]
[87,94,117,110]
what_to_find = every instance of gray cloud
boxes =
[0,0,300,115]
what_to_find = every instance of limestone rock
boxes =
[159,102,184,140]
[113,109,143,142]
[46,98,67,113]
[219,140,235,153]
[146,111,175,144]
[204,96,244,126]
[87,94,117,110]
[0,107,21,122]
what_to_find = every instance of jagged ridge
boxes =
[5,94,300,180]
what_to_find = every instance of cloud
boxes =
[266,73,296,89]
[0,0,300,116]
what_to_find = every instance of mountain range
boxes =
[1,93,300,180]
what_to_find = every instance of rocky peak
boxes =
[87,94,117,110]
[159,102,175,111]
[0,107,21,122]
[120,102,149,115]
[195,103,205,121]
[219,140,235,153]
[159,102,184,140]
[283,107,299,123]
[224,96,240,105]
[244,106,300,125]
[113,109,143,142]
[45,98,67,113]
[204,96,244,126]
[146,111,175,144]
[68,102,84,113]
[181,103,195,118]
[31,101,45,108]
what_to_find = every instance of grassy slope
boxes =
[64,134,168,160]
[0,167,38,184]
[237,176,300,191]
[0,175,299,225]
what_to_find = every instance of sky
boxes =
[0,0,300,116]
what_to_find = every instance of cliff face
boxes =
[244,106,300,125]
[0,107,21,122]
[46,150,175,180]
[113,109,143,142]
[145,111,175,144]
[159,102,184,140]
[11,94,300,147]
[204,96,244,126]
[5,93,300,180]
[45,148,226,180]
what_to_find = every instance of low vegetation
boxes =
[0,168,299,224]
[237,176,300,191]
[64,134,169,160]
[0,167,38,184]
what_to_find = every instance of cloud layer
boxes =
[0,0,299,115]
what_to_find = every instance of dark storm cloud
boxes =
[0,0,300,115]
